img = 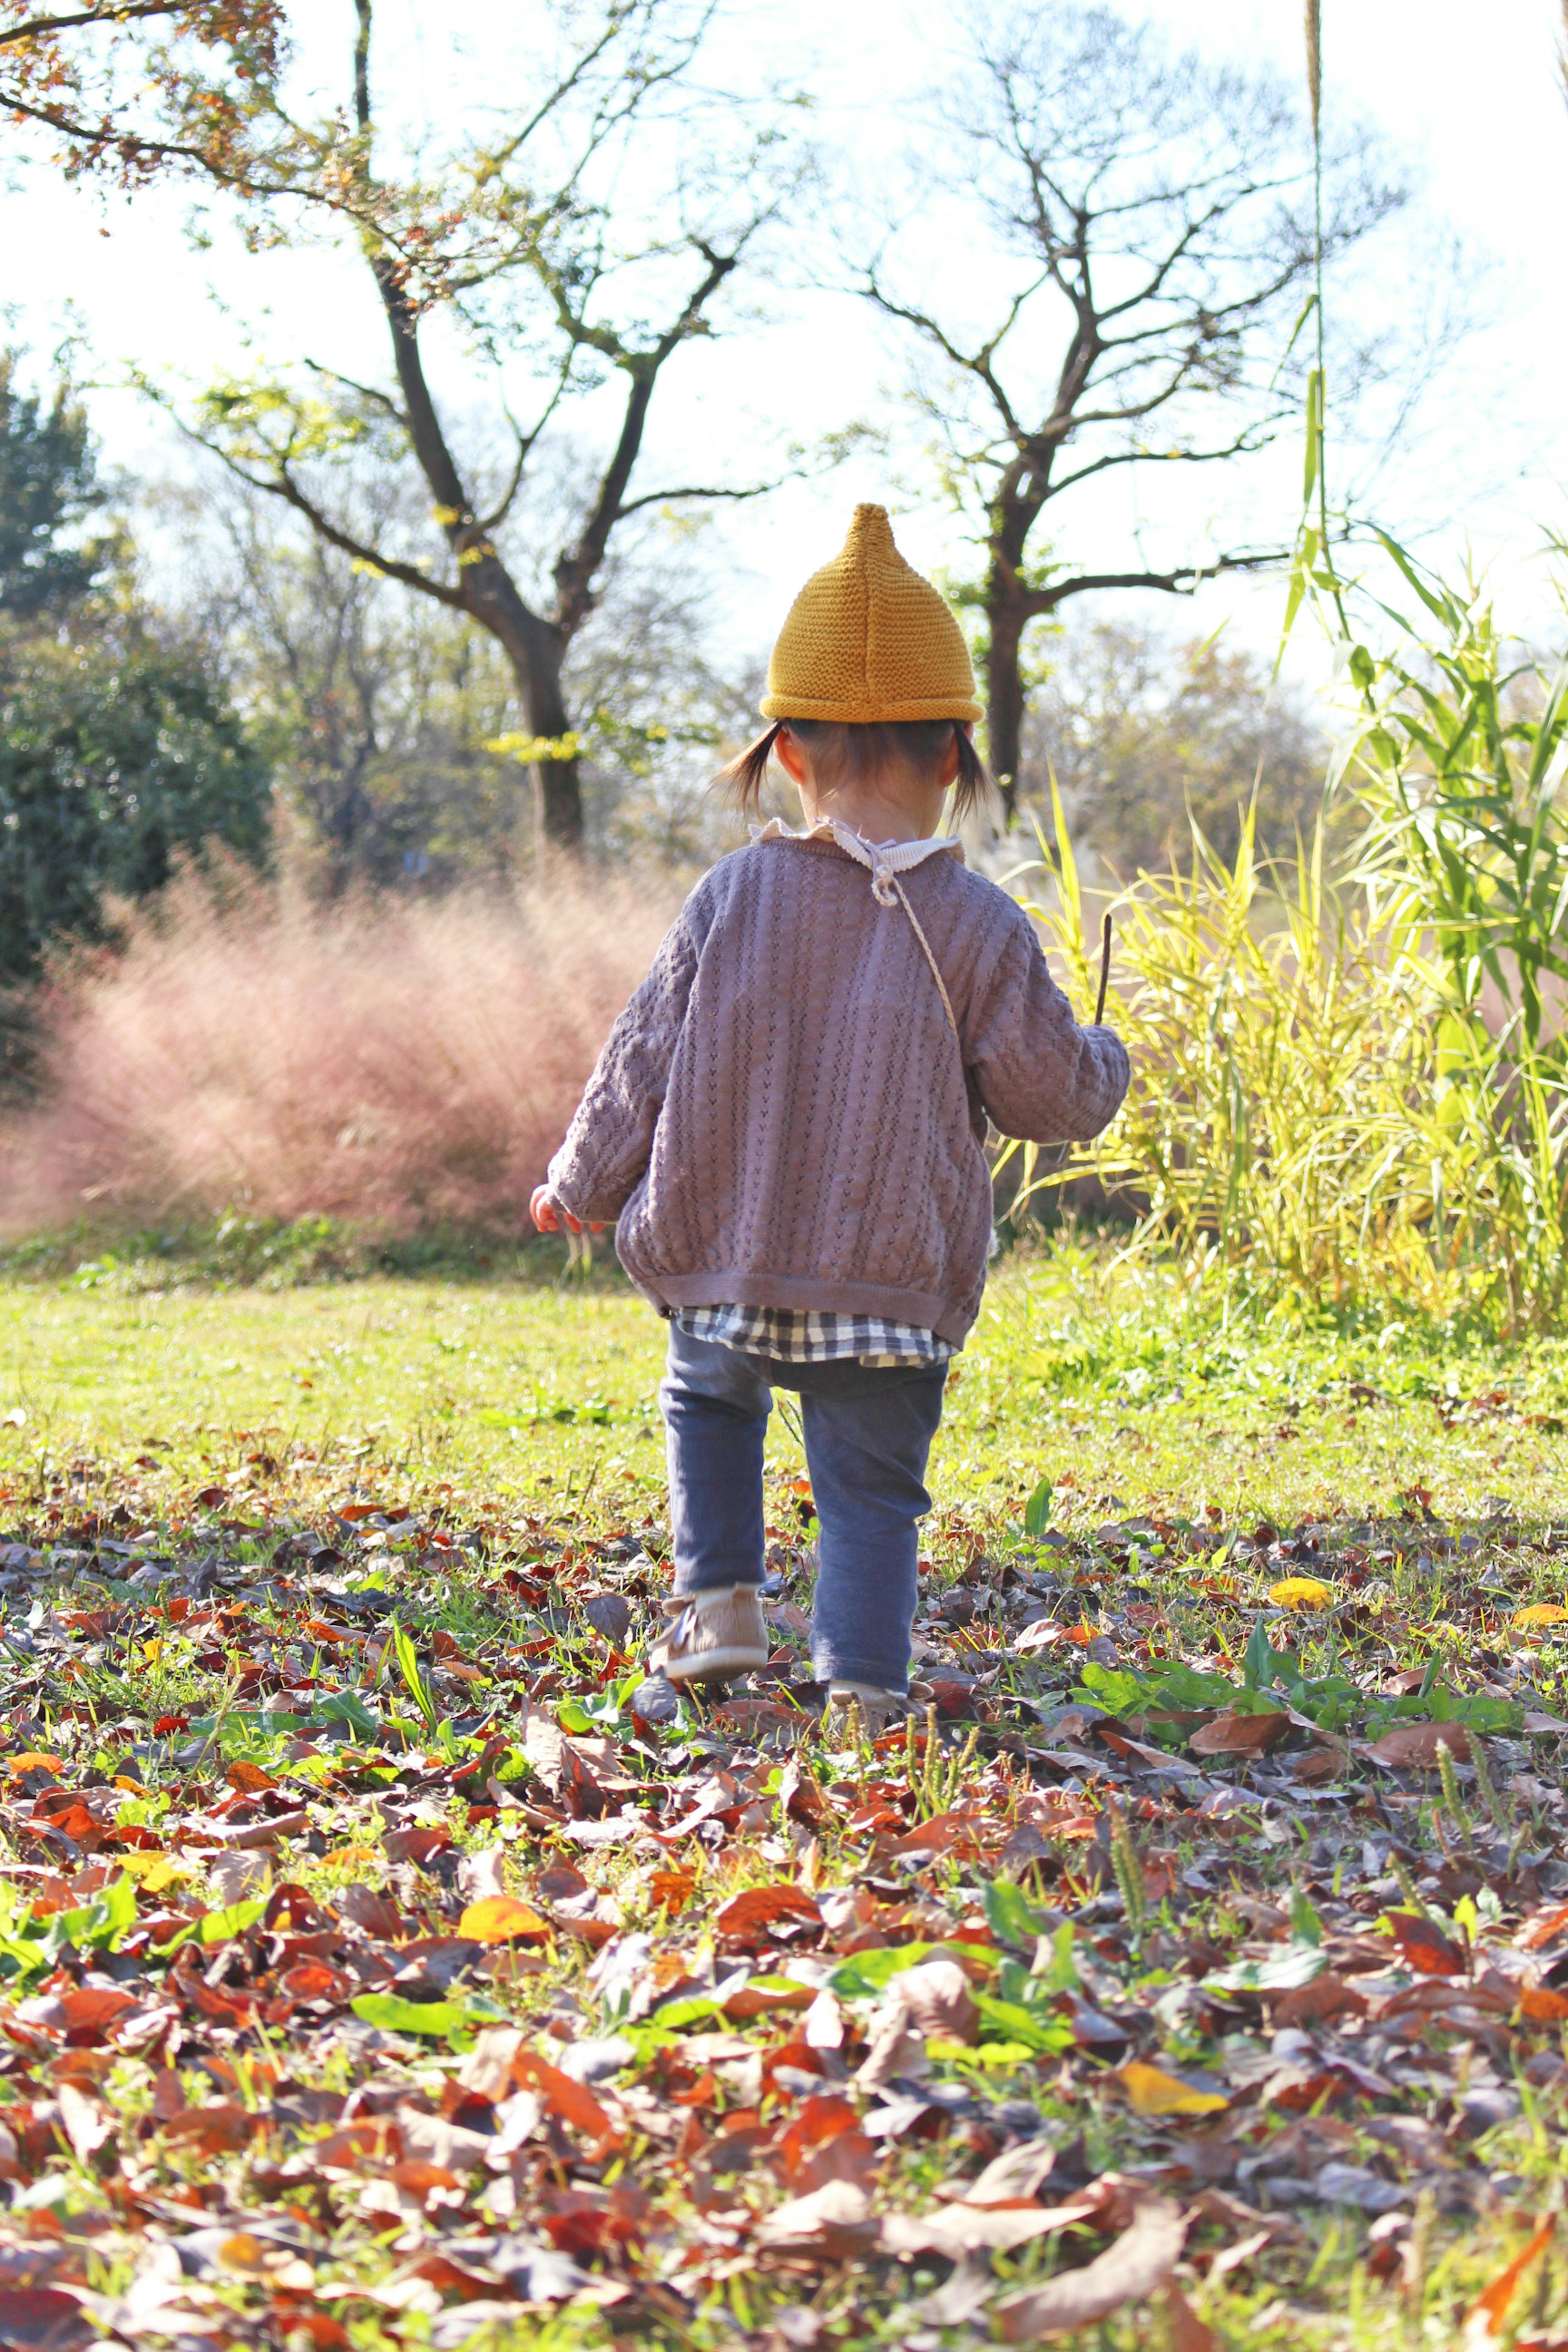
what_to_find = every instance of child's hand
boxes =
[530,1187,606,1236]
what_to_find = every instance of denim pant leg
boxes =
[659,1323,774,1596]
[793,1363,948,1694]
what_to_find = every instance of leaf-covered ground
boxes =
[0,1248,1566,2350]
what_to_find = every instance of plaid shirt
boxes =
[674,1303,953,1368]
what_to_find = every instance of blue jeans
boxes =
[658,1323,948,1693]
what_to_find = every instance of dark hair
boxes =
[717,717,994,822]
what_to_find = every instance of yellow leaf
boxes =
[1268,1578,1334,1611]
[459,1895,552,1944]
[1115,2062,1229,2117]
[1513,1604,1568,1629]
[118,1853,185,1891]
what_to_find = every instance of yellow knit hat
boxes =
[760,503,982,724]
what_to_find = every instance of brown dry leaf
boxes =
[888,1958,979,2044]
[963,2139,1063,2205]
[753,2179,881,2260]
[1165,2280,1218,2352]
[456,1846,507,1902]
[776,1758,830,1828]
[160,2102,261,2155]
[993,2195,1188,2340]
[1364,1720,1472,1768]
[56,2081,112,2162]
[1270,1973,1369,2027]
[456,2025,525,2102]
[1189,1709,1289,1757]
[517,1704,603,1813]
[713,1884,821,1939]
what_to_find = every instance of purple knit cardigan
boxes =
[546,833,1130,1346]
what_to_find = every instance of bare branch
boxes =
[1020,548,1288,621]
[0,2,176,43]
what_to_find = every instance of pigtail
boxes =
[715,722,784,818]
[949,722,996,820]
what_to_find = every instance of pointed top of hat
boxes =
[760,503,981,725]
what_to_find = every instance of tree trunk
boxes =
[984,583,1029,826]
[457,551,584,851]
[512,628,585,851]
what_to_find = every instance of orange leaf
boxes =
[1513,1604,1568,1630]
[458,1895,551,1944]
[1385,1911,1463,1977]
[1517,1985,1568,2022]
[1467,2216,1555,2341]
[226,1760,278,1795]
[1519,1904,1568,1952]
[511,2048,622,2151]
[649,1868,698,1914]
[714,1884,821,1938]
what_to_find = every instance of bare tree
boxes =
[105,2,802,847]
[859,2,1400,817]
[1031,620,1326,875]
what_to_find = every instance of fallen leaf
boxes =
[1165,2280,1218,2352]
[713,1884,821,1940]
[1189,1709,1289,1757]
[1518,1904,1568,1952]
[754,2179,881,2260]
[993,2195,1188,2339]
[1513,1605,1568,1630]
[1365,1721,1472,1768]
[1269,1578,1334,1610]
[1465,2216,1555,2346]
[1517,1985,1568,2022]
[1385,1911,1464,1977]
[1114,2062,1229,2116]
[887,1958,979,2044]
[510,2048,622,2153]
[0,2287,96,2351]
[457,1895,551,1944]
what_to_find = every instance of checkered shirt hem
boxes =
[674,1303,953,1367]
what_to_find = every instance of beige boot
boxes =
[648,1584,768,1685]
[822,1682,905,1742]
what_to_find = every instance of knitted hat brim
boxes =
[760,692,983,724]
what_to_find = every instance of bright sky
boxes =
[2,0,1565,689]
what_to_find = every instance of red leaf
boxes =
[1386,1911,1463,1977]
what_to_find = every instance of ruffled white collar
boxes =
[752,816,963,905]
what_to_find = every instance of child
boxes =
[532,505,1129,1732]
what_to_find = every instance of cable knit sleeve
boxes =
[966,907,1131,1145]
[545,902,702,1224]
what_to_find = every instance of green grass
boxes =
[3,1230,1564,1532]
